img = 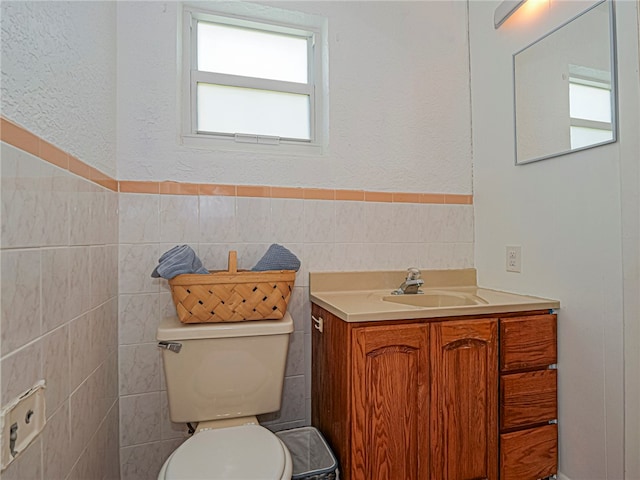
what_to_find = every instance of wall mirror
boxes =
[514,0,617,165]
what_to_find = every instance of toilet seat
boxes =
[160,424,292,480]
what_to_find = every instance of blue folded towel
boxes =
[151,245,209,279]
[251,244,301,272]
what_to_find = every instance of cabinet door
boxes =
[352,324,429,480]
[430,319,499,480]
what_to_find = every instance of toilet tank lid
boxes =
[157,312,293,341]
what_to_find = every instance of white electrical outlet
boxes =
[1,381,46,471]
[506,246,522,273]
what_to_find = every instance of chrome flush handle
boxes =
[158,341,182,353]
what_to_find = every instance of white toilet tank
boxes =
[157,313,293,423]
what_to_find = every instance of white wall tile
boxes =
[103,296,120,356]
[69,311,92,391]
[388,203,422,243]
[68,436,100,480]
[285,331,305,377]
[423,242,474,269]
[105,189,120,245]
[41,248,70,333]
[199,243,236,271]
[120,442,165,480]
[236,242,272,270]
[1,249,41,353]
[335,200,366,243]
[39,162,70,247]
[259,375,306,426]
[334,243,370,271]
[69,178,98,246]
[301,243,335,286]
[236,197,273,243]
[1,145,48,248]
[419,204,443,243]
[68,246,92,319]
[90,245,109,308]
[286,286,306,333]
[363,202,395,244]
[159,194,199,243]
[199,195,237,243]
[159,291,177,319]
[272,198,305,243]
[1,340,42,405]
[69,372,102,463]
[303,200,335,243]
[1,437,42,480]
[90,305,109,372]
[119,243,160,294]
[119,343,161,395]
[105,404,121,480]
[119,193,160,244]
[105,351,120,411]
[119,293,160,345]
[42,326,69,417]
[119,392,162,447]
[42,402,72,480]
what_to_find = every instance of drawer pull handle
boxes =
[549,364,558,370]
[312,315,324,333]
[549,419,558,425]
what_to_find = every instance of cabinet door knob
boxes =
[312,315,324,333]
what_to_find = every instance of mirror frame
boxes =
[513,0,618,165]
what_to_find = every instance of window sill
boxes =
[181,133,325,156]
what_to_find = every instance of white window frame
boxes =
[569,76,613,130]
[180,4,327,155]
[568,75,614,149]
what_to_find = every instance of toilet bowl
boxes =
[158,424,292,480]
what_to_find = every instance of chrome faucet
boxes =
[392,268,424,295]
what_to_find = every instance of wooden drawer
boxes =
[500,424,557,480]
[501,369,557,430]
[500,315,556,372]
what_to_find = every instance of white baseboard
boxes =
[557,472,571,480]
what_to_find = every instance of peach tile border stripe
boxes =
[1,116,120,192]
[1,116,473,205]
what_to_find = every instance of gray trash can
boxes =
[276,426,339,480]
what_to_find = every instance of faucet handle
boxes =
[406,267,421,281]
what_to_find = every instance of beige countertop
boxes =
[309,269,560,322]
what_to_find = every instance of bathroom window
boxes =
[569,75,613,149]
[182,6,326,154]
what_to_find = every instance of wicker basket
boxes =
[168,251,296,324]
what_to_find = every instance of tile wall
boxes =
[117,189,474,478]
[1,114,474,480]
[0,141,120,479]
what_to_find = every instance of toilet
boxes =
[156,313,294,479]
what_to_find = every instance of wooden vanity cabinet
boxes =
[311,304,501,480]
[499,314,558,480]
